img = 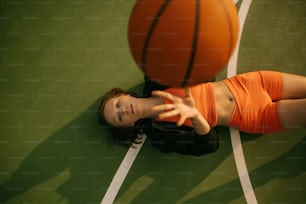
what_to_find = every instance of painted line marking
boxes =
[229,128,258,203]
[100,133,147,204]
[227,0,258,203]
[102,0,257,203]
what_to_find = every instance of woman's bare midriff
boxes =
[212,81,236,126]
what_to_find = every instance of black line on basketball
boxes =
[141,0,172,73]
[219,0,234,61]
[182,0,200,87]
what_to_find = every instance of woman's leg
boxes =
[278,99,306,128]
[281,73,306,99]
[278,73,306,129]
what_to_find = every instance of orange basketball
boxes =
[128,0,239,87]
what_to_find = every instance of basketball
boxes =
[128,0,239,87]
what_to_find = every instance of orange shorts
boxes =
[223,71,284,134]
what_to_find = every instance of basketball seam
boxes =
[182,0,200,87]
[141,0,171,73]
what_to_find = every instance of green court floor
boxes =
[0,0,305,203]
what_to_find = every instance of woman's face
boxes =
[103,94,139,127]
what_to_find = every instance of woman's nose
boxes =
[121,106,128,114]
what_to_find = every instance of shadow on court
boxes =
[114,131,306,203]
[113,127,245,203]
[0,84,143,204]
[184,134,306,203]
[1,81,305,203]
[0,99,111,203]
[0,82,242,204]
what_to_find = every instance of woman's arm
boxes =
[152,88,211,135]
[189,113,211,135]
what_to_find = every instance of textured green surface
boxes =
[0,0,305,203]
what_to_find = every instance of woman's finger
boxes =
[152,90,178,102]
[184,88,192,98]
[152,104,174,111]
[177,115,187,126]
[158,110,179,119]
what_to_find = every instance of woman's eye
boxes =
[116,101,120,108]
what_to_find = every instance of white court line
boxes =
[229,128,258,203]
[227,0,258,203]
[100,134,147,204]
[102,0,256,203]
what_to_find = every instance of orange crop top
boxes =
[158,83,217,127]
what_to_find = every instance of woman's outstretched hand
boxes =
[152,88,198,126]
[151,88,210,135]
